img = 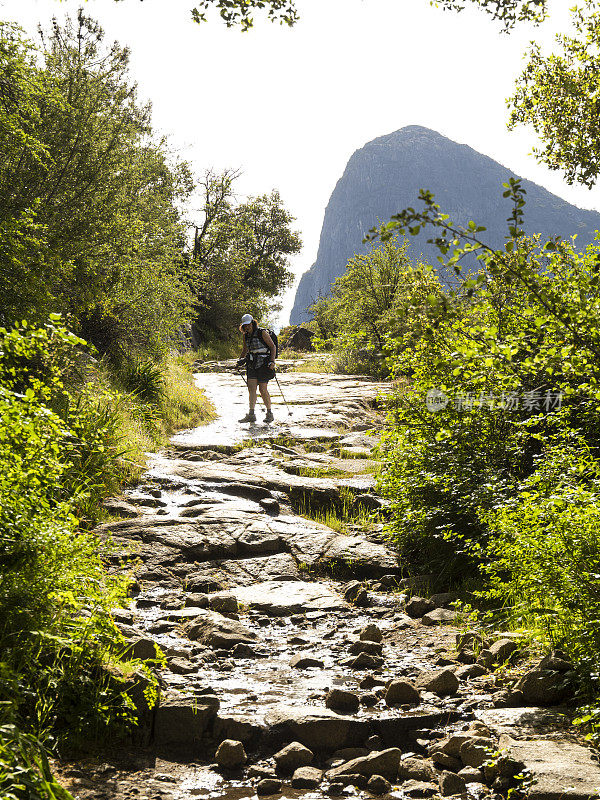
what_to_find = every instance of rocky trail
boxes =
[62,365,600,800]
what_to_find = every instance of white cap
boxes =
[241,314,253,325]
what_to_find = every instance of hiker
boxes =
[236,313,277,423]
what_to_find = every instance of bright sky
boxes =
[1,0,597,325]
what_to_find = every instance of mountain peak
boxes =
[290,128,600,324]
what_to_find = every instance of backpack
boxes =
[257,327,279,358]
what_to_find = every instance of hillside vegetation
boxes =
[308,180,600,739]
[0,12,298,793]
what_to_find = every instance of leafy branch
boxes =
[366,181,600,362]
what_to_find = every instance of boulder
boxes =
[398,758,436,781]
[291,767,322,789]
[459,737,494,768]
[287,327,315,352]
[349,640,383,656]
[366,775,392,795]
[405,597,434,618]
[224,580,347,616]
[486,638,519,664]
[416,668,459,696]
[274,742,314,773]
[515,669,572,706]
[438,771,467,796]
[359,623,383,643]
[184,610,257,649]
[326,748,402,781]
[215,739,247,769]
[122,637,159,661]
[326,688,360,714]
[497,734,600,800]
[384,680,420,706]
[265,705,369,752]
[154,695,219,746]
[349,652,384,670]
[421,608,458,625]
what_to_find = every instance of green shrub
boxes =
[0,321,167,768]
[481,442,600,673]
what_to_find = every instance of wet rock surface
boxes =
[60,367,600,800]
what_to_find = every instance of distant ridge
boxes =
[290,126,600,323]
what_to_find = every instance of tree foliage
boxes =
[192,169,301,338]
[0,14,195,359]
[307,239,441,374]
[509,0,600,187]
[113,0,546,30]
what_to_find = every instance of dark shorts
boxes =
[247,364,275,383]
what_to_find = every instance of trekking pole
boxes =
[274,372,292,417]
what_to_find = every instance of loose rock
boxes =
[184,610,257,649]
[421,608,457,626]
[209,593,239,613]
[416,668,459,696]
[343,581,369,607]
[489,637,519,662]
[256,778,283,795]
[273,742,314,773]
[402,780,438,798]
[215,739,247,769]
[291,767,323,789]
[438,771,467,796]
[366,775,392,795]
[405,597,434,618]
[349,652,384,670]
[359,623,383,643]
[326,748,402,781]
[290,654,324,669]
[457,766,486,784]
[349,640,383,656]
[398,758,435,782]
[384,679,420,706]
[326,688,360,714]
[459,737,494,768]
[515,669,572,705]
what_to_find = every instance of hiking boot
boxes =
[239,411,256,423]
[265,409,274,423]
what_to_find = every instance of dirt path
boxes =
[62,365,600,800]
